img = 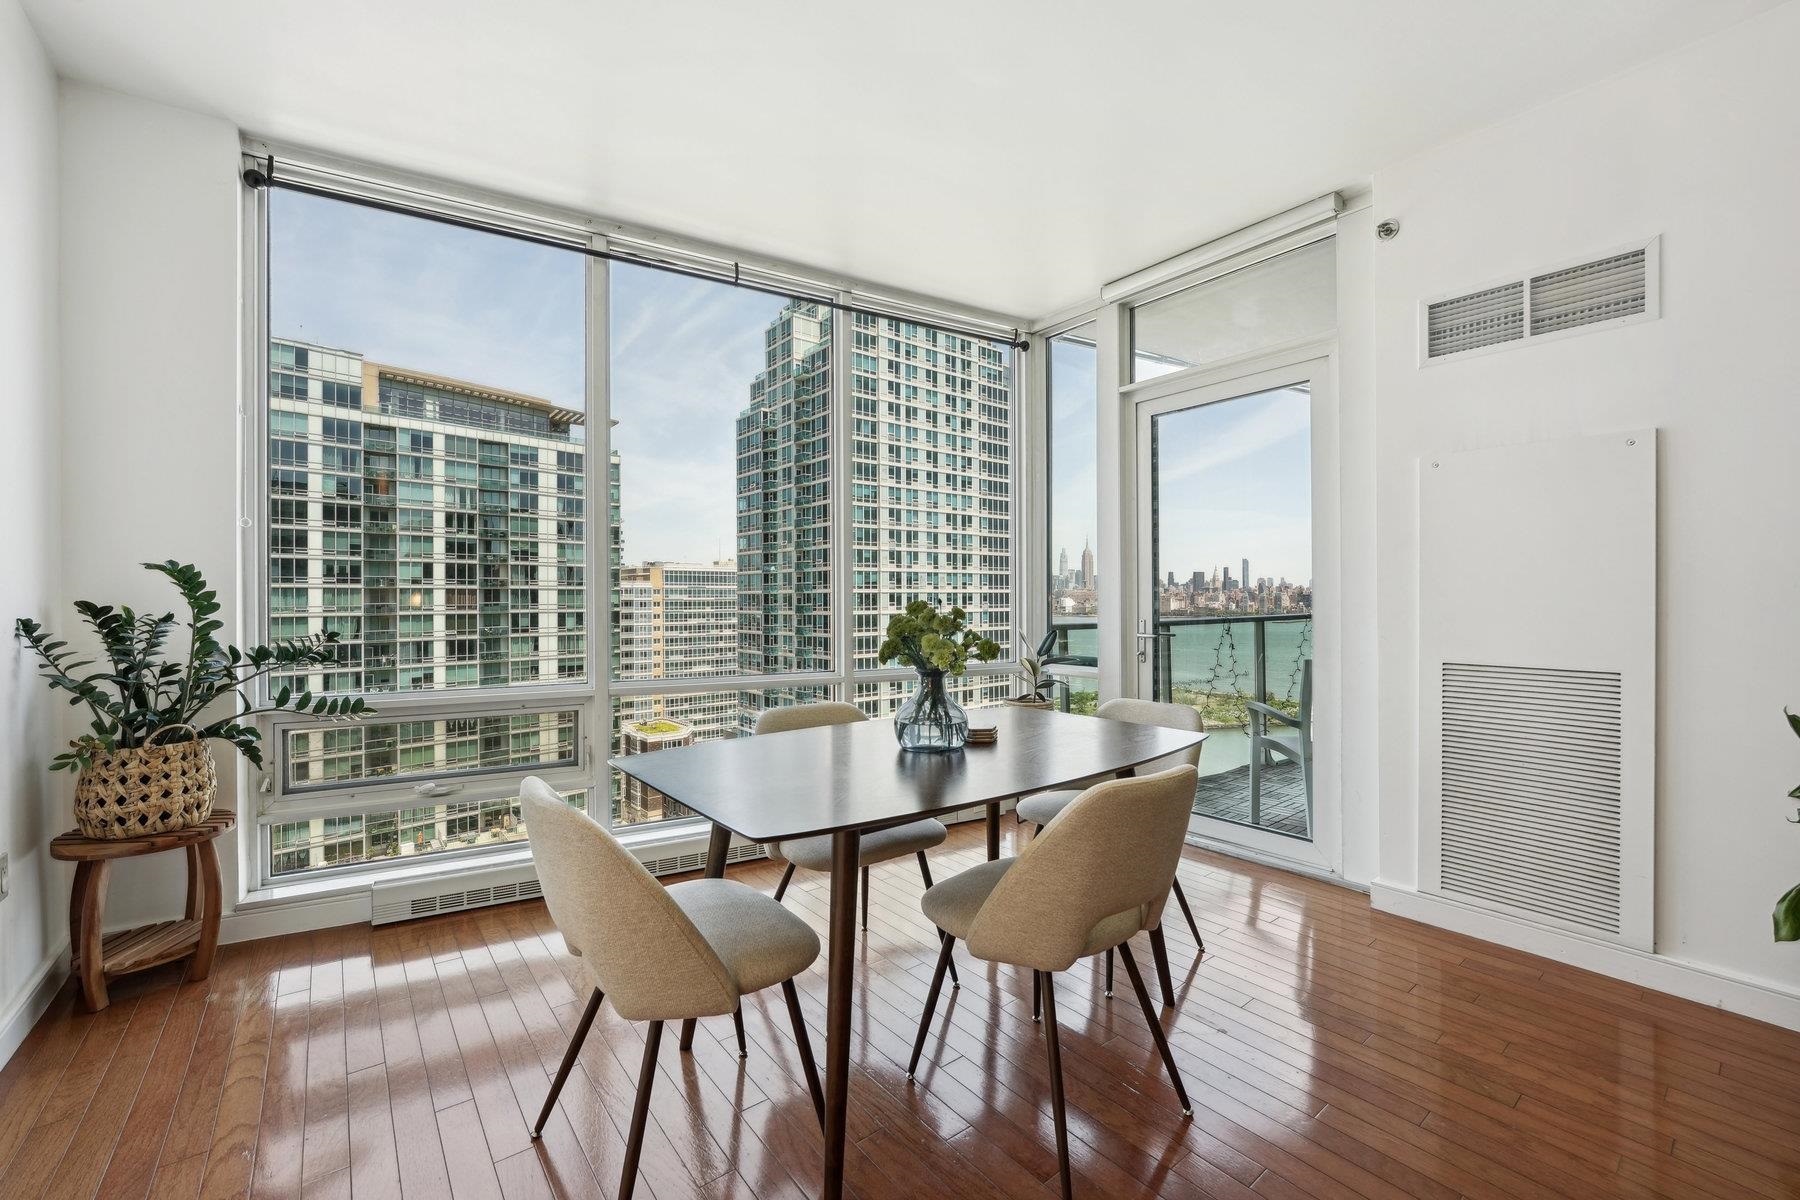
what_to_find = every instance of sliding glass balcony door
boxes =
[1133,359,1324,851]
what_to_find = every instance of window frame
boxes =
[242,147,1030,887]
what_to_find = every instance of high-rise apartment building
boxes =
[737,304,1014,718]
[267,337,601,696]
[265,336,608,873]
[616,560,740,745]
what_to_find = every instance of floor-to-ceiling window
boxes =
[261,187,594,878]
[251,162,1020,882]
[1045,322,1099,712]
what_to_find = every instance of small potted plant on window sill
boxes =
[879,600,1001,752]
[1004,633,1056,710]
[15,561,372,839]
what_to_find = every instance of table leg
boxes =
[191,837,223,980]
[71,860,110,1012]
[985,802,1001,861]
[822,828,860,1200]
[681,822,737,1051]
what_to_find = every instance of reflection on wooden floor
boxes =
[4,820,1799,1199]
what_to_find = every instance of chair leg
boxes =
[781,979,825,1128]
[773,861,796,902]
[917,852,959,988]
[1117,944,1191,1115]
[533,986,602,1137]
[1039,972,1073,1200]
[619,1019,663,1200]
[1170,878,1205,953]
[861,865,870,931]
[732,1004,747,1059]
[906,933,957,1079]
[1148,924,1176,1007]
[1032,969,1042,1022]
[1105,948,1114,997]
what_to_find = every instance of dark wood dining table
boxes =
[608,703,1205,1200]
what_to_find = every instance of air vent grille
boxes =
[1421,238,1657,364]
[1426,281,1525,358]
[1438,662,1623,936]
[1529,249,1647,336]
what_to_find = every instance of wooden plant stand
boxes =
[50,810,234,1012]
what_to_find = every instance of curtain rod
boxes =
[241,156,1027,351]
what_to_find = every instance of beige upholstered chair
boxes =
[755,701,960,984]
[520,778,824,1200]
[1016,697,1208,999]
[907,766,1198,1200]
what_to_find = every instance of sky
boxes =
[1050,331,1311,587]
[1152,385,1311,586]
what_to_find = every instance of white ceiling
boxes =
[22,0,1778,320]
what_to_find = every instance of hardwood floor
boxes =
[5,820,1800,1200]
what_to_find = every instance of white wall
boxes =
[0,0,65,1063]
[1366,1,1800,1018]
[57,85,243,930]
[1332,205,1380,885]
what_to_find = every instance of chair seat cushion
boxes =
[666,878,820,997]
[1015,789,1081,827]
[920,858,1144,960]
[774,817,947,872]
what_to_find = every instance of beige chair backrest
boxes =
[754,700,868,736]
[966,765,1197,972]
[1096,697,1204,775]
[520,777,737,1021]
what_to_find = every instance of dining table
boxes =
[608,703,1206,1200]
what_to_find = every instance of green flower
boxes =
[877,601,1001,677]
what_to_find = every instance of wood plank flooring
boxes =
[5,820,1800,1199]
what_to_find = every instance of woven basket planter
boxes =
[73,728,217,839]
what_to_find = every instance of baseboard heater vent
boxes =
[370,839,767,925]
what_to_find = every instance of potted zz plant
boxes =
[15,561,372,839]
[878,600,1001,752]
[1776,709,1800,942]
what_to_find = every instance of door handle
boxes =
[1134,620,1174,664]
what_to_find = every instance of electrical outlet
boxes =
[0,851,9,901]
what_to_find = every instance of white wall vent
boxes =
[1437,663,1624,935]
[1426,281,1525,358]
[1420,236,1658,364]
[370,838,766,925]
[1419,431,1655,951]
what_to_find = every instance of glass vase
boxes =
[895,668,969,752]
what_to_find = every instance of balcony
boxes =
[1047,612,1313,839]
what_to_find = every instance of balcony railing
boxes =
[1046,612,1313,840]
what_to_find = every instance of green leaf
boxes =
[1778,884,1800,942]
